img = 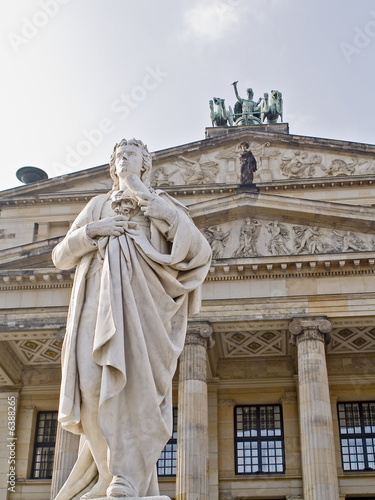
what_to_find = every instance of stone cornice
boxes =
[0,269,73,290]
[1,251,375,290]
[2,175,375,207]
[207,252,375,281]
[0,192,98,208]
[260,174,375,193]
[0,252,375,290]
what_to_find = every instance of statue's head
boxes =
[109,138,152,190]
[246,88,254,99]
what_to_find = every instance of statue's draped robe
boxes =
[52,192,211,499]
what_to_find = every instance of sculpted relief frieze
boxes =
[280,152,373,179]
[151,142,281,186]
[203,218,374,259]
[151,143,375,186]
[152,154,220,186]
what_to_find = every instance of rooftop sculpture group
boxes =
[209,81,283,127]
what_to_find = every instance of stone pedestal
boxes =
[176,322,213,500]
[289,317,339,500]
[50,424,80,500]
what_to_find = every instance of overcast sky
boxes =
[1,0,374,191]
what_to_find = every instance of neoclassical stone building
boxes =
[0,123,375,500]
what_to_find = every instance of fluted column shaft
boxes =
[176,322,213,500]
[50,423,79,500]
[289,317,339,500]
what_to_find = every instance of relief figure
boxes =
[233,218,261,257]
[204,225,231,258]
[267,221,290,255]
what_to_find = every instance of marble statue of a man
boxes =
[52,139,212,499]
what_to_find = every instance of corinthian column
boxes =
[176,322,213,500]
[50,424,79,500]
[289,317,339,500]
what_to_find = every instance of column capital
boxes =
[289,316,332,345]
[186,321,214,349]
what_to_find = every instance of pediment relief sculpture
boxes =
[280,152,373,179]
[233,218,261,257]
[152,154,219,186]
[204,225,231,258]
[280,152,323,178]
[151,142,281,186]
[150,144,374,187]
[203,217,374,259]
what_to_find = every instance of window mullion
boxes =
[359,403,370,470]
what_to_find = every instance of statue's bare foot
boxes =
[107,475,138,498]
[80,476,112,499]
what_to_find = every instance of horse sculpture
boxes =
[261,90,283,124]
[209,84,283,127]
[209,97,233,127]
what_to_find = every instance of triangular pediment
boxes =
[1,127,375,200]
[189,191,375,260]
[0,237,62,270]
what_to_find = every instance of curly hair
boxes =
[109,138,152,190]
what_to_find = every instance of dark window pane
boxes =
[31,412,58,479]
[235,405,285,475]
[338,401,375,472]
[157,407,177,477]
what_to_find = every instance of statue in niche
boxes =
[280,151,323,178]
[233,218,261,257]
[209,97,234,126]
[232,81,262,125]
[332,230,368,252]
[172,154,219,184]
[204,225,231,258]
[239,141,257,185]
[260,90,283,124]
[266,221,290,255]
[52,138,212,500]
[293,225,326,254]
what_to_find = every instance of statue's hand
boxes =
[86,216,129,238]
[232,81,238,86]
[135,192,177,225]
